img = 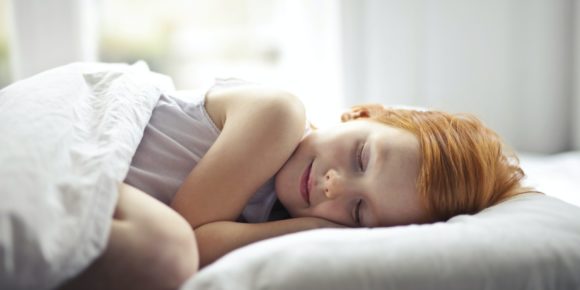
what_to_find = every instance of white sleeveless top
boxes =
[124,80,278,223]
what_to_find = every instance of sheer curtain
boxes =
[575,0,580,150]
[268,0,344,128]
[340,0,578,153]
[7,0,98,80]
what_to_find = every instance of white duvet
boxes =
[0,62,173,290]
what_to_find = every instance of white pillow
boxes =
[181,193,580,290]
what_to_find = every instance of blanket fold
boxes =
[0,62,173,290]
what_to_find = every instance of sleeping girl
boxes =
[59,79,530,290]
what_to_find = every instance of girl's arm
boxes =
[171,84,305,227]
[196,217,343,267]
[171,84,330,263]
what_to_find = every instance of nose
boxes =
[324,169,353,199]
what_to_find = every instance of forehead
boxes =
[344,119,417,146]
[328,120,419,158]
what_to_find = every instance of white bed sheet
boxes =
[0,62,173,290]
[519,151,580,207]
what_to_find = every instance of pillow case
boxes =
[182,193,580,290]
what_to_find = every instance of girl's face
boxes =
[274,119,429,227]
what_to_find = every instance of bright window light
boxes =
[0,0,10,88]
[99,0,345,127]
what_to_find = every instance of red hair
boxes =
[342,104,531,221]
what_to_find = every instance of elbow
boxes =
[193,222,230,269]
[149,213,200,287]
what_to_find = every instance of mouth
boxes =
[300,161,312,205]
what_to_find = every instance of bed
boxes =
[1,62,579,290]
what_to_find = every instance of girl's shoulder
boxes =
[172,79,307,227]
[204,79,305,132]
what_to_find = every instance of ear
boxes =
[341,107,370,122]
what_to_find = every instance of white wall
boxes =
[342,0,426,107]
[575,0,580,149]
[341,0,577,153]
[8,0,97,80]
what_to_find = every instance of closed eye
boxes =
[357,142,366,171]
[354,199,362,226]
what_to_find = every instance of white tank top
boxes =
[124,80,279,223]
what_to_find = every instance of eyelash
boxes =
[357,142,365,171]
[354,142,365,226]
[355,199,362,226]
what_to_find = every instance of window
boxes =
[99,0,344,126]
[100,0,282,89]
[0,0,10,88]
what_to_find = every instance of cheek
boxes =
[278,137,316,184]
[304,202,352,225]
[274,164,296,205]
[274,145,308,209]
[379,194,426,226]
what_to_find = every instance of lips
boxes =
[300,161,312,205]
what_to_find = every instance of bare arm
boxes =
[171,84,306,227]
[170,84,337,265]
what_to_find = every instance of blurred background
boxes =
[0,0,578,154]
